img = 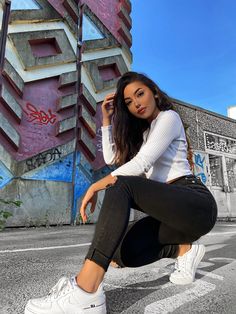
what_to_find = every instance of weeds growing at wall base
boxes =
[0,176,22,230]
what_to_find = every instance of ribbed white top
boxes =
[102,110,192,183]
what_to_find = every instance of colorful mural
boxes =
[193,151,208,185]
[0,0,132,226]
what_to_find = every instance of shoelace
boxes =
[174,255,189,275]
[45,277,74,301]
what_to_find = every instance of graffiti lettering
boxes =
[194,153,207,184]
[96,127,103,152]
[194,154,205,169]
[26,148,61,171]
[195,172,207,184]
[24,102,57,125]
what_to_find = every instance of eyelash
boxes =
[125,91,144,106]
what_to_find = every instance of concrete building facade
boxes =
[0,0,132,226]
[175,100,236,219]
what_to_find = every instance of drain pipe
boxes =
[71,1,84,224]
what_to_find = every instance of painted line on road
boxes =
[196,269,224,281]
[205,244,227,252]
[209,257,236,263]
[104,267,223,292]
[144,279,216,314]
[206,231,236,236]
[216,224,236,227]
[104,281,173,291]
[0,242,91,253]
[1,230,235,254]
[104,283,157,290]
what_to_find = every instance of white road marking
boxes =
[206,231,236,236]
[215,224,236,227]
[0,242,91,253]
[144,280,216,314]
[1,228,235,254]
[209,257,236,263]
[105,265,223,292]
[104,281,173,291]
[196,269,224,281]
[104,283,156,290]
[197,261,215,268]
[205,244,228,252]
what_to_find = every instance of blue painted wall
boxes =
[0,161,14,189]
[1,152,93,223]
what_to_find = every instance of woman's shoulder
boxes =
[159,109,181,122]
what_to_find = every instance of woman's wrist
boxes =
[102,118,111,126]
[90,183,97,193]
[91,174,117,193]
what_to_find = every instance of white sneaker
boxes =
[169,242,205,285]
[25,276,107,314]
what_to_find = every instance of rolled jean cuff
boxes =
[85,247,111,272]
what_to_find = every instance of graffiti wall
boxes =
[0,0,132,226]
[193,150,208,185]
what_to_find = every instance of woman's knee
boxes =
[114,175,143,194]
[101,177,132,208]
[104,176,132,195]
[115,175,131,185]
[104,177,125,195]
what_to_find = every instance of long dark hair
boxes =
[112,71,173,165]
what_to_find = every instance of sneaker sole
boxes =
[169,244,206,285]
[25,302,107,314]
[83,302,107,314]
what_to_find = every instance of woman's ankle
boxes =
[178,244,191,256]
[76,259,105,293]
[76,276,99,293]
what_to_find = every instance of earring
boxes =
[154,94,158,98]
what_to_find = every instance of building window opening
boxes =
[209,154,223,187]
[11,0,41,11]
[29,38,62,58]
[98,64,120,81]
[226,157,236,189]
[82,14,104,41]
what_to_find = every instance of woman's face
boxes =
[123,81,160,123]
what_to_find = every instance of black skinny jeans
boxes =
[85,175,217,271]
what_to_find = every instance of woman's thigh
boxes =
[116,175,217,238]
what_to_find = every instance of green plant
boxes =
[0,199,22,231]
[0,176,22,230]
[0,209,13,230]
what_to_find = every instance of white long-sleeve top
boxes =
[102,109,192,183]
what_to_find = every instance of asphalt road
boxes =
[0,222,236,314]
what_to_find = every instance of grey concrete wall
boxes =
[2,179,71,227]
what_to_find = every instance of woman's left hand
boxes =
[80,186,97,223]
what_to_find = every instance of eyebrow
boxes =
[124,88,142,100]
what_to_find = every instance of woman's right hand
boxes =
[101,93,116,124]
[80,185,97,223]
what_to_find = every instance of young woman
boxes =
[25,72,217,314]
